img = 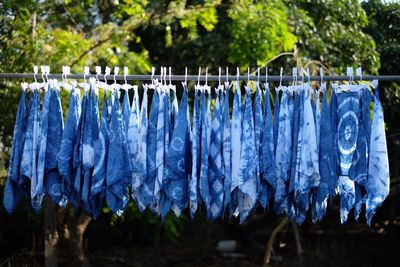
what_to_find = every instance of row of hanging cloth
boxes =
[3,74,390,225]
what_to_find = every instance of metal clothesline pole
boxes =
[1,73,400,82]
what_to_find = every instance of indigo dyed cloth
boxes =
[261,84,276,209]
[189,89,200,218]
[41,87,64,205]
[162,86,191,219]
[366,82,390,226]
[59,88,81,207]
[4,89,27,213]
[106,90,130,214]
[336,89,360,223]
[237,86,257,222]
[199,90,211,212]
[312,87,336,222]
[208,94,223,220]
[20,89,40,210]
[230,82,242,217]
[91,91,110,218]
[274,88,292,215]
[222,84,232,214]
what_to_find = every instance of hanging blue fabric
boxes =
[81,86,100,216]
[230,82,242,217]
[20,89,40,210]
[336,88,359,223]
[349,87,372,220]
[127,87,141,199]
[222,84,232,214]
[253,83,265,208]
[34,86,53,211]
[288,87,301,220]
[312,86,336,222]
[91,90,110,219]
[208,93,223,220]
[106,90,130,214]
[293,87,320,224]
[329,90,339,198]
[152,89,166,214]
[135,86,149,211]
[42,86,64,205]
[59,87,81,207]
[260,84,275,209]
[366,81,390,226]
[4,88,27,213]
[162,85,191,219]
[274,88,292,215]
[273,89,280,151]
[199,89,210,212]
[122,88,131,131]
[315,90,321,150]
[140,88,159,211]
[189,88,200,218]
[171,89,179,133]
[236,86,257,222]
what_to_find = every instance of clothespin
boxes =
[356,67,362,82]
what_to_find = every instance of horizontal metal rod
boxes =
[1,73,400,81]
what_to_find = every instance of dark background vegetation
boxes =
[0,0,399,266]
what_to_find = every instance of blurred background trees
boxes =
[0,0,399,266]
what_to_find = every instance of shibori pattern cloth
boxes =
[3,78,390,225]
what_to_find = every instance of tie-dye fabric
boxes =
[91,91,110,219]
[189,89,200,218]
[222,85,232,214]
[208,94,223,220]
[261,84,275,209]
[237,86,257,222]
[162,86,191,219]
[20,89,41,211]
[336,89,360,223]
[274,88,292,215]
[5,78,391,224]
[59,88,81,207]
[230,82,242,216]
[366,82,389,226]
[4,89,27,213]
[312,88,336,222]
[106,91,130,214]
[199,90,211,211]
[253,84,265,208]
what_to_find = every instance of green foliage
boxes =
[286,0,380,74]
[227,0,297,69]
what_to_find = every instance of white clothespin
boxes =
[59,65,72,91]
[347,66,354,84]
[148,66,156,90]
[168,66,176,93]
[78,66,90,91]
[224,67,230,91]
[105,66,111,84]
[216,67,224,94]
[21,82,28,91]
[121,66,134,91]
[110,67,121,91]
[29,65,44,91]
[195,67,202,92]
[264,67,269,91]
[356,67,362,82]
[182,67,188,88]
[204,67,211,94]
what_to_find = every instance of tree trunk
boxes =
[44,196,59,267]
[57,206,92,267]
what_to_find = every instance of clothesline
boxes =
[1,73,400,82]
